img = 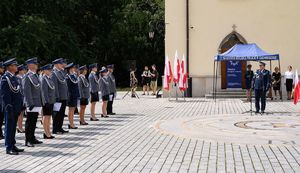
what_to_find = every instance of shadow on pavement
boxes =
[21,150,76,157]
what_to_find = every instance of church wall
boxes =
[165,0,300,97]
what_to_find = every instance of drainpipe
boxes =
[186,0,192,97]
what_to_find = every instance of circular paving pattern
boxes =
[154,114,300,145]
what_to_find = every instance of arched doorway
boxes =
[218,30,248,89]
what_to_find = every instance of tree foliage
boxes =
[0,0,165,86]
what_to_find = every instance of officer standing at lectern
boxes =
[1,58,24,155]
[253,62,271,114]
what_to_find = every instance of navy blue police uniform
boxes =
[0,61,5,139]
[66,63,80,107]
[0,58,24,155]
[252,62,271,114]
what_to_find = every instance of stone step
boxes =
[209,91,246,95]
[205,94,247,99]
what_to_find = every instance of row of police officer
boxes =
[0,58,116,155]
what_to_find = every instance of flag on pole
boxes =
[163,55,172,91]
[173,50,180,83]
[179,54,188,91]
[294,70,300,104]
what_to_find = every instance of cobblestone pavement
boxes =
[0,92,300,173]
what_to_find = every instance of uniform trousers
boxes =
[53,100,67,133]
[107,93,114,114]
[25,112,39,143]
[255,89,266,112]
[4,110,18,150]
[0,110,4,137]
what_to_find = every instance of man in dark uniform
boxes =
[51,58,69,134]
[1,58,24,155]
[107,64,116,115]
[24,58,43,147]
[0,61,5,140]
[252,62,271,114]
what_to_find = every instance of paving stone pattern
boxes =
[0,92,300,173]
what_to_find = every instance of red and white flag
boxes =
[294,70,300,104]
[179,54,188,91]
[173,50,180,83]
[163,55,172,91]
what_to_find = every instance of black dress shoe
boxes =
[80,121,89,125]
[101,114,109,118]
[68,125,78,129]
[255,111,260,114]
[13,146,24,152]
[90,118,99,121]
[44,133,55,139]
[0,134,4,140]
[60,129,69,133]
[6,150,18,155]
[25,141,35,147]
[33,139,43,144]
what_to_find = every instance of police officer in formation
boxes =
[0,57,118,155]
[78,65,90,125]
[0,58,24,155]
[23,58,43,147]
[0,62,4,140]
[52,58,69,134]
[252,62,271,114]
[99,68,110,118]
[66,63,80,129]
[107,65,116,115]
[16,65,27,133]
[41,64,56,139]
[89,63,100,121]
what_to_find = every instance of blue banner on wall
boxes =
[226,61,242,88]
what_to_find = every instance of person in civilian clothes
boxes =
[41,64,56,139]
[244,64,254,101]
[1,58,24,155]
[51,58,69,134]
[16,64,27,133]
[24,57,43,147]
[88,63,100,121]
[284,65,294,100]
[141,66,151,95]
[66,63,80,129]
[107,64,116,115]
[99,68,110,118]
[150,64,159,95]
[272,67,282,100]
[252,62,271,114]
[78,65,89,125]
[0,62,5,140]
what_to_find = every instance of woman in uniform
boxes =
[66,63,80,129]
[141,66,151,95]
[41,64,55,139]
[16,64,27,133]
[88,63,100,121]
[78,65,89,125]
[99,68,110,118]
